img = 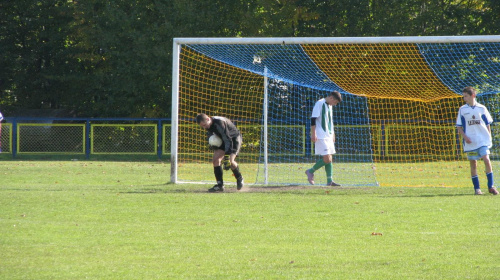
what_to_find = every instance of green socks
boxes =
[310,158,326,173]
[310,160,333,184]
[325,162,333,184]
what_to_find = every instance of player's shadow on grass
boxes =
[390,193,472,197]
[120,184,478,196]
[121,184,370,195]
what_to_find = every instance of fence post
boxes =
[86,120,90,159]
[157,119,162,159]
[11,118,17,158]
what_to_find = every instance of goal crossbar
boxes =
[174,35,500,45]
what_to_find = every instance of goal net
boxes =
[171,36,500,187]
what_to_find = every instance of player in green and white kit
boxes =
[305,91,342,186]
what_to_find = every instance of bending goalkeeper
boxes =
[196,113,244,192]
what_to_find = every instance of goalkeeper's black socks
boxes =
[233,166,244,190]
[214,166,224,186]
[232,166,243,180]
[215,165,243,188]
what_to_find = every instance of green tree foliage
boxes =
[71,0,174,117]
[0,0,499,117]
[269,0,493,36]
[0,1,76,110]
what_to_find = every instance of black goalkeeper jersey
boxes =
[206,116,241,154]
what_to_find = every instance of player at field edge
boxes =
[456,87,498,195]
[305,91,342,186]
[196,113,244,192]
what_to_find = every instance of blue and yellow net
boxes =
[176,40,500,187]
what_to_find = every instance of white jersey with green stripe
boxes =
[311,98,334,139]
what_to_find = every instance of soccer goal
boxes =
[171,36,500,187]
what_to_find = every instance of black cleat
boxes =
[236,176,244,190]
[327,181,341,187]
[208,184,225,192]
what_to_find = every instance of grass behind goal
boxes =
[1,161,499,279]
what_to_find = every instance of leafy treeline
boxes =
[1,0,499,117]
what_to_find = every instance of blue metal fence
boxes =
[1,118,171,159]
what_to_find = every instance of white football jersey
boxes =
[0,112,3,121]
[311,98,334,139]
[456,103,493,152]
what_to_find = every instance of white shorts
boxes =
[466,146,490,160]
[314,138,336,156]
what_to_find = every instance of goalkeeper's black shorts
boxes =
[229,134,242,155]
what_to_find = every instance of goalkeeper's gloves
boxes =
[222,155,231,170]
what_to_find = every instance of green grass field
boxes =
[1,161,499,279]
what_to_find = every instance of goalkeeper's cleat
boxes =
[236,176,244,190]
[327,181,341,187]
[474,189,483,195]
[208,184,225,193]
[305,169,315,185]
[488,187,499,195]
